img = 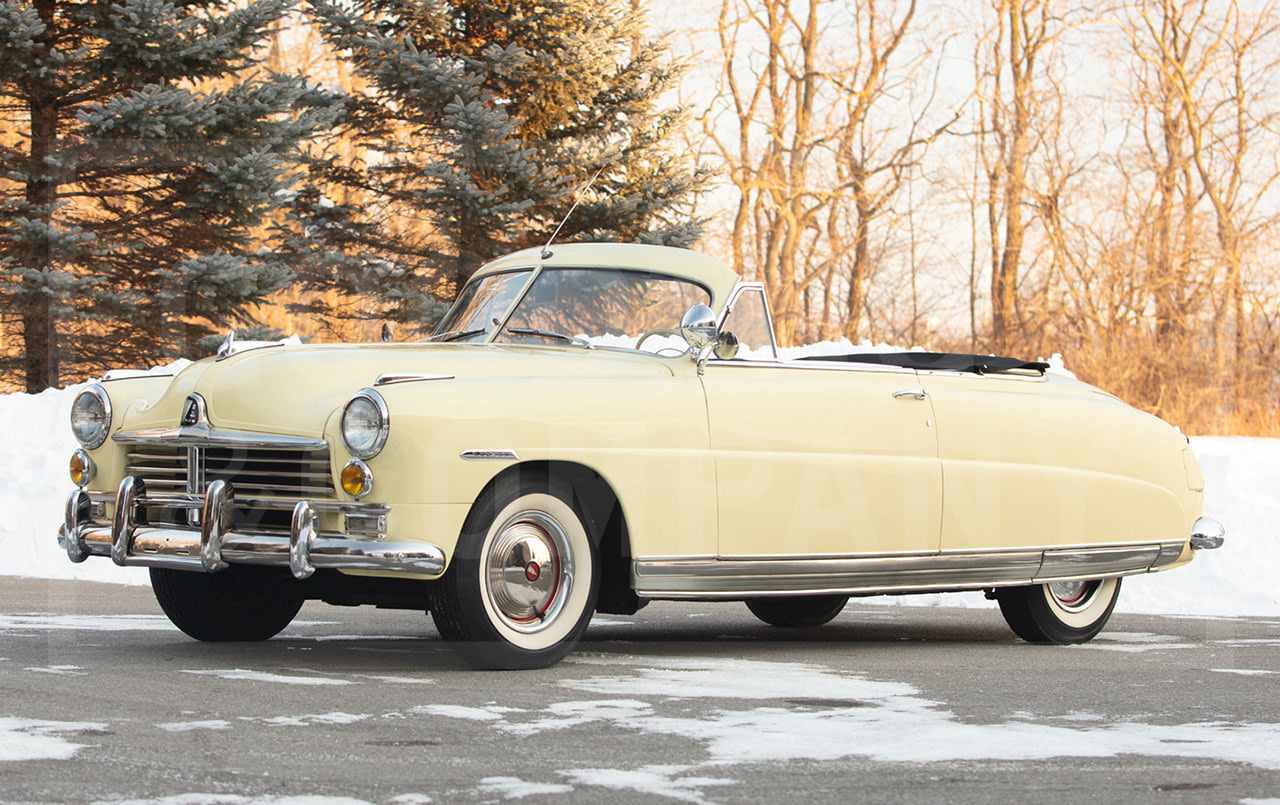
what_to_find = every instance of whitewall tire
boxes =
[996,577,1121,644]
[434,474,599,669]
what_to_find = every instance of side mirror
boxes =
[679,303,718,351]
[713,330,739,360]
[380,322,394,343]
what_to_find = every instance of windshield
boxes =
[430,270,532,342]
[495,268,710,349]
[437,266,712,351]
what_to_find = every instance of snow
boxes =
[96,793,384,798]
[180,669,357,686]
[0,377,1276,617]
[410,656,1280,782]
[0,718,107,762]
[156,720,232,733]
[476,778,575,799]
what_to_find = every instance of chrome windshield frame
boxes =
[442,263,716,351]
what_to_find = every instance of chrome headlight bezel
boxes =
[340,388,389,459]
[70,384,112,449]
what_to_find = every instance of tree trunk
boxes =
[21,0,59,392]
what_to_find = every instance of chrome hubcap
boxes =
[1047,580,1097,612]
[485,511,572,632]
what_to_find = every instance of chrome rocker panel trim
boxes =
[631,541,1189,598]
[58,477,445,580]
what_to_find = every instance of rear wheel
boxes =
[996,577,1121,644]
[433,473,599,669]
[150,566,304,641]
[745,594,849,627]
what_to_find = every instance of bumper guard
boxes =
[58,476,446,580]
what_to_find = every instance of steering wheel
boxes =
[635,327,683,351]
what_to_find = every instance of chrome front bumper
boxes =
[58,477,446,579]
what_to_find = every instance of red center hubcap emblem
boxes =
[524,562,541,582]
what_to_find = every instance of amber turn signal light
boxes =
[69,449,94,487]
[341,459,373,499]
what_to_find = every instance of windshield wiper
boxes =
[429,328,488,343]
[505,327,594,349]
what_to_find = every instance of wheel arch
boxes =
[465,459,643,616]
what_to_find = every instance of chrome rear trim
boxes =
[1190,517,1225,550]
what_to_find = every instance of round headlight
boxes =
[341,389,389,458]
[70,384,112,449]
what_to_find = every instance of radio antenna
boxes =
[541,166,606,260]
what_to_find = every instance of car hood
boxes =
[118,342,677,438]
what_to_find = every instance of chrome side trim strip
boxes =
[461,449,520,461]
[375,372,455,386]
[634,552,1042,596]
[633,542,1180,598]
[102,370,175,381]
[114,425,328,451]
[1035,546,1161,581]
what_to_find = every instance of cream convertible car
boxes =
[59,243,1224,668]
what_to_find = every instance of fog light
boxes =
[341,458,373,499]
[70,449,95,487]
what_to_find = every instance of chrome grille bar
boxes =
[124,443,335,503]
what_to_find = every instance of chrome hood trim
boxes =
[113,422,328,451]
[374,372,455,386]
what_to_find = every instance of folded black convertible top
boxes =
[795,352,1050,375]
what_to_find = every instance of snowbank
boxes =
[1,381,1276,617]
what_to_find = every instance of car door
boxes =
[700,288,942,559]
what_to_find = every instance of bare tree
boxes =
[703,0,950,346]
[975,0,1079,353]
[1124,0,1280,415]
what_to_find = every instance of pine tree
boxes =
[296,0,711,330]
[0,0,338,392]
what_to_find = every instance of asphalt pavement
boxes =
[1,576,1278,804]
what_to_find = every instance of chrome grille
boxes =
[125,445,334,498]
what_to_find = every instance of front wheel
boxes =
[995,577,1121,644]
[433,474,599,669]
[150,566,304,642]
[745,594,849,627]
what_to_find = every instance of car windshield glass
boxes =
[431,270,532,342]
[495,268,711,350]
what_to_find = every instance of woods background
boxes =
[3,0,1279,436]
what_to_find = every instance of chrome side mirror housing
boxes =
[679,303,718,351]
[680,303,739,372]
[713,330,739,361]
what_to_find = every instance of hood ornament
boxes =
[215,330,235,361]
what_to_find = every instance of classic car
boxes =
[58,242,1225,668]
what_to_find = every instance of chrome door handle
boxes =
[892,388,928,400]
